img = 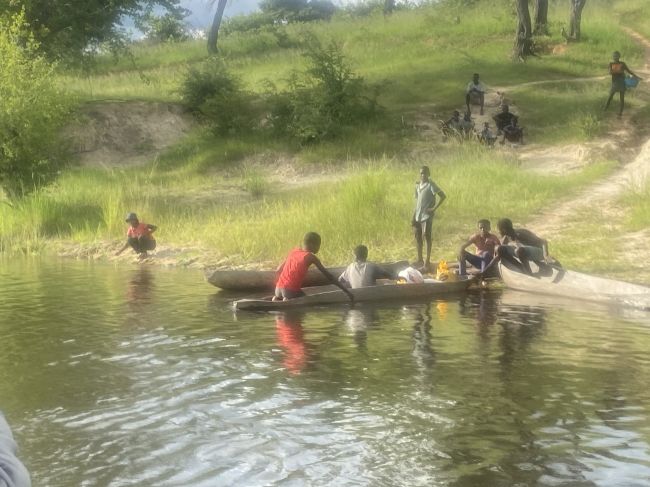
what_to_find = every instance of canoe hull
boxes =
[206,261,409,291]
[233,277,475,310]
[499,261,650,309]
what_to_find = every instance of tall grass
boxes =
[0,147,614,264]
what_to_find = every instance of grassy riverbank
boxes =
[2,0,649,279]
[0,145,614,267]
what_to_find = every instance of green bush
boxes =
[179,59,256,135]
[0,11,71,197]
[269,41,382,143]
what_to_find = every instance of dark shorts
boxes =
[274,287,305,300]
[412,218,432,239]
[128,236,156,253]
[610,79,626,94]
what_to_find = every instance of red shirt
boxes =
[127,223,154,239]
[469,232,500,255]
[276,248,312,291]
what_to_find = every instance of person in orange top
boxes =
[273,232,354,303]
[115,212,157,259]
[458,219,501,276]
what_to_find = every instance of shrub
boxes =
[269,41,382,143]
[0,11,71,197]
[179,59,255,135]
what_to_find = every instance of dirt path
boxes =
[529,29,650,239]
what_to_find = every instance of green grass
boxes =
[0,146,615,265]
[56,1,642,146]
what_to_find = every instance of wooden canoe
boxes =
[499,260,650,310]
[205,261,409,291]
[233,276,475,310]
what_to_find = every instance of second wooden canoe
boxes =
[205,261,409,291]
[499,260,650,310]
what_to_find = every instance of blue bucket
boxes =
[625,76,640,88]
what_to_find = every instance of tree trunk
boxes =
[534,0,548,34]
[207,0,228,54]
[513,0,534,61]
[384,0,395,15]
[568,0,588,41]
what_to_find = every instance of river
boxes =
[1,258,650,486]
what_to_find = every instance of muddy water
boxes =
[1,258,650,486]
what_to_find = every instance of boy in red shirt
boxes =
[274,232,354,302]
[115,212,157,259]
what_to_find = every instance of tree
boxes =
[534,0,548,34]
[567,0,588,41]
[0,12,70,197]
[0,0,185,63]
[384,0,396,15]
[513,0,535,61]
[207,0,228,54]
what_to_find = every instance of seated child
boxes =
[339,245,392,288]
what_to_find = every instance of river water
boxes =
[1,258,650,487]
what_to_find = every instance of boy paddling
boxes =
[274,232,354,302]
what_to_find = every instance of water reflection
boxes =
[275,310,309,374]
[343,307,379,352]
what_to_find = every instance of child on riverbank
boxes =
[458,219,501,276]
[115,213,157,259]
[274,232,354,302]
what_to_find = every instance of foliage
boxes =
[0,0,187,63]
[179,59,255,135]
[269,41,382,143]
[260,0,338,23]
[0,11,71,197]
[137,12,189,43]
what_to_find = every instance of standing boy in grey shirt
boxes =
[412,166,446,271]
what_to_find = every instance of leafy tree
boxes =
[514,0,535,61]
[0,11,71,197]
[260,0,337,23]
[567,0,588,41]
[137,11,189,43]
[534,0,548,34]
[207,0,228,54]
[0,0,186,63]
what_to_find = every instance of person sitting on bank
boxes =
[339,245,393,289]
[483,218,555,276]
[458,219,501,276]
[492,104,518,135]
[479,122,497,146]
[500,117,524,144]
[115,212,157,259]
[459,111,475,137]
[466,73,487,115]
[274,232,354,302]
[441,110,462,137]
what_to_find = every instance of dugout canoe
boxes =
[499,260,650,310]
[233,276,475,310]
[205,261,409,291]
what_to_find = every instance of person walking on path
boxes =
[115,213,157,259]
[604,51,641,117]
[412,166,446,272]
